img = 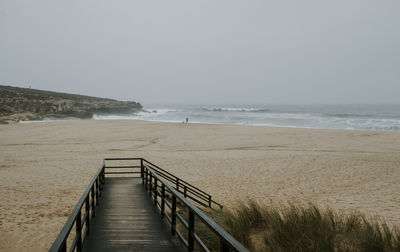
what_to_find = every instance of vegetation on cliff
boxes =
[0,85,142,123]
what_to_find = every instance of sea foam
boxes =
[64,104,400,131]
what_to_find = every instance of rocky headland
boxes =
[0,85,142,124]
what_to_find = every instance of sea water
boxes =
[93,104,400,131]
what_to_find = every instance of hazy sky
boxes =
[1,0,399,105]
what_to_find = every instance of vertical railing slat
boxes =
[188,210,195,252]
[91,185,95,218]
[146,169,149,189]
[161,185,165,218]
[60,240,66,252]
[171,195,176,236]
[141,158,144,184]
[154,178,158,206]
[95,178,99,205]
[220,240,229,252]
[149,173,153,197]
[76,211,82,252]
[85,197,90,236]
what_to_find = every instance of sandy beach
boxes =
[1,120,400,251]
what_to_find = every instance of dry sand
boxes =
[1,120,400,251]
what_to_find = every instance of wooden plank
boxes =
[83,177,183,252]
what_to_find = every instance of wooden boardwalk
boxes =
[83,177,183,252]
[49,158,247,252]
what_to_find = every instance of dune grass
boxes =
[188,200,400,251]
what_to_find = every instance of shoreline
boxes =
[1,120,400,251]
[17,116,400,133]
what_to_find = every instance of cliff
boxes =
[0,85,142,123]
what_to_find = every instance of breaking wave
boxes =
[91,104,400,131]
[201,107,271,113]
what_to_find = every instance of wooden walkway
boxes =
[83,177,183,252]
[49,158,247,252]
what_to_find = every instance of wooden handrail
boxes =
[143,159,209,196]
[143,165,249,252]
[142,160,223,209]
[102,157,223,209]
[49,161,105,252]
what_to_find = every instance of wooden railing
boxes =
[143,165,249,252]
[103,157,143,175]
[49,158,241,252]
[103,158,223,209]
[142,159,223,209]
[48,161,105,252]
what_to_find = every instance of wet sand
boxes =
[1,120,399,251]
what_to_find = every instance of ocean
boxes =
[93,104,400,131]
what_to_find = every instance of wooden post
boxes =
[85,197,90,235]
[99,172,103,190]
[188,210,195,252]
[145,169,149,189]
[149,173,153,196]
[141,159,144,184]
[154,178,158,206]
[95,179,99,205]
[220,240,229,252]
[184,186,187,198]
[102,166,105,185]
[76,210,82,252]
[208,195,212,208]
[61,240,66,252]
[91,185,95,218]
[176,178,179,191]
[171,195,176,236]
[161,185,165,218]
[98,176,102,198]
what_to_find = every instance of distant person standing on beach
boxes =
[186,117,188,124]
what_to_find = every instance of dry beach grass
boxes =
[190,201,400,251]
[0,120,400,251]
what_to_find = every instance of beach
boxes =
[1,120,400,251]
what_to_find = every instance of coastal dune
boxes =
[1,120,400,251]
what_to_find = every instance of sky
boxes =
[0,0,399,105]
